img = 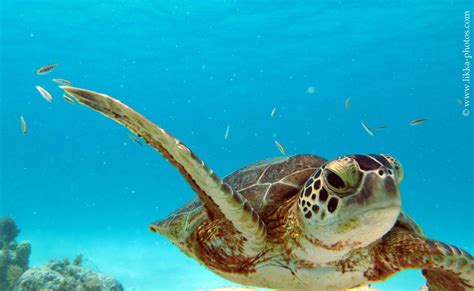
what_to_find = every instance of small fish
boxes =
[52,78,72,85]
[63,94,75,104]
[35,86,52,103]
[361,121,375,137]
[128,134,143,146]
[456,99,463,105]
[36,64,58,75]
[410,118,427,126]
[375,125,388,130]
[306,86,316,94]
[274,140,286,155]
[224,125,230,140]
[271,107,277,118]
[20,116,27,135]
[345,98,350,110]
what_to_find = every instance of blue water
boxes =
[1,1,473,290]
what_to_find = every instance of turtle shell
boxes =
[154,154,326,244]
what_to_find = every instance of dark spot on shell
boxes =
[305,178,313,188]
[312,205,319,214]
[353,155,381,171]
[327,197,339,213]
[313,179,321,190]
[311,194,316,200]
[306,201,311,207]
[319,188,328,202]
[303,207,308,212]
[304,187,312,197]
[305,211,312,219]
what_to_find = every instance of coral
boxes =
[63,257,70,266]
[0,217,122,290]
[0,217,20,247]
[0,217,30,291]
[13,242,31,269]
[6,265,23,288]
[0,251,7,268]
[73,254,83,266]
[15,259,123,290]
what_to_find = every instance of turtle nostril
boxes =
[378,169,384,176]
[388,169,393,175]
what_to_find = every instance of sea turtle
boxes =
[62,86,473,290]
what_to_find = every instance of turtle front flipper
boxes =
[62,86,266,256]
[420,241,473,291]
[366,229,473,290]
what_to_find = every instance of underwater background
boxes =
[1,0,473,290]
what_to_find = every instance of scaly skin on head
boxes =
[297,154,403,252]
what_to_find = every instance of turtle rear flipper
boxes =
[62,86,267,256]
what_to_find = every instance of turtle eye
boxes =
[325,170,345,189]
[382,155,404,183]
[323,157,360,195]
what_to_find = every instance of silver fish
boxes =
[53,78,72,85]
[361,121,375,137]
[63,94,75,104]
[274,140,286,155]
[410,118,428,126]
[224,125,230,140]
[36,64,58,75]
[35,86,52,103]
[271,107,277,118]
[20,116,27,135]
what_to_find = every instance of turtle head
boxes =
[297,154,403,249]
